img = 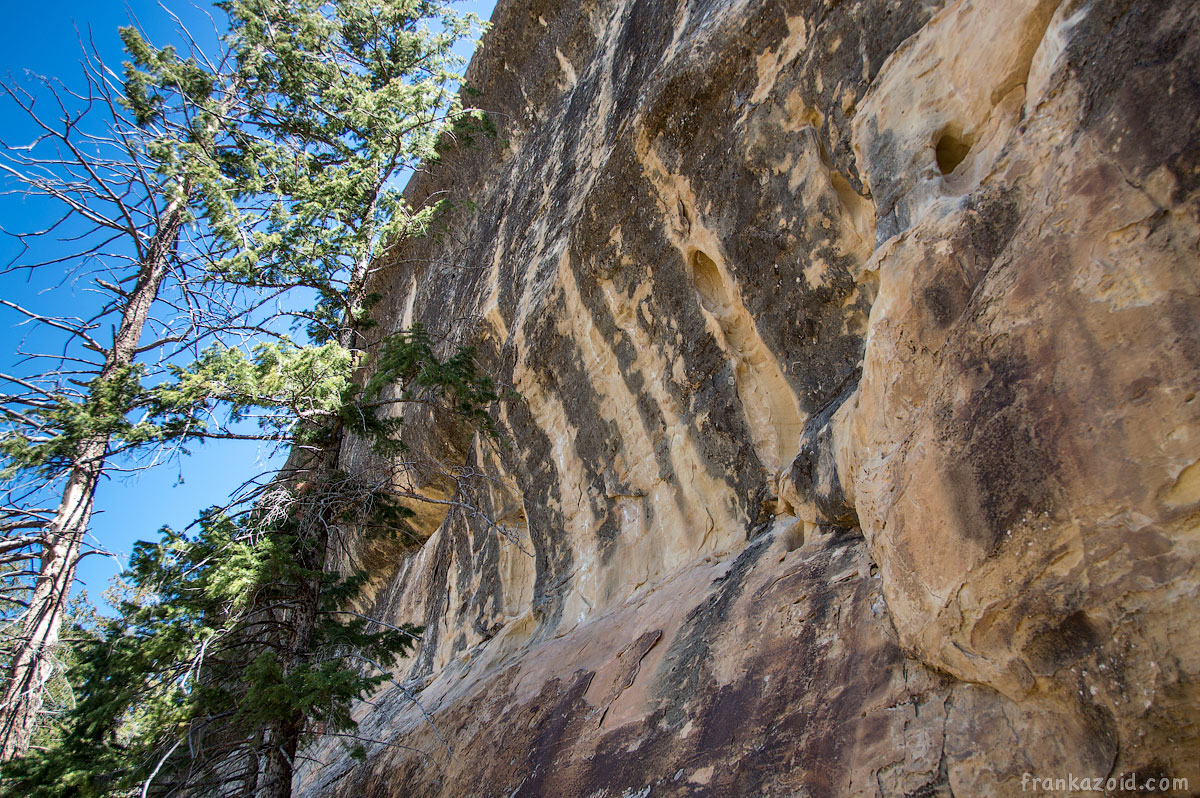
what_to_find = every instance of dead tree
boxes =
[0,19,254,758]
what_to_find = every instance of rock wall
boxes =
[298,0,1200,795]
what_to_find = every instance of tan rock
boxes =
[296,0,1200,795]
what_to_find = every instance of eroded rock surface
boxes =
[298,0,1200,795]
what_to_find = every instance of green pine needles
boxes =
[3,510,422,797]
[0,0,501,794]
[3,325,504,796]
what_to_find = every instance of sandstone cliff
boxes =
[297,0,1200,795]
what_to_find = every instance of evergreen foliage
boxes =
[2,327,504,797]
[0,3,257,757]
[1,0,499,793]
[2,511,423,797]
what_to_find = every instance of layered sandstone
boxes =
[298,0,1200,795]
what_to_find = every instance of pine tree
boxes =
[0,333,504,797]
[3,1,498,794]
[0,20,256,759]
[185,3,491,792]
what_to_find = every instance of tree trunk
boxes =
[0,436,102,759]
[0,201,184,761]
[255,716,304,798]
[253,256,373,798]
[254,451,332,798]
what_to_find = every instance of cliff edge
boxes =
[298,0,1200,795]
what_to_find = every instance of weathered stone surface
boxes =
[297,0,1200,795]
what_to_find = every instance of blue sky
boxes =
[0,0,498,607]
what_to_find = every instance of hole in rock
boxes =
[935,126,972,175]
[690,250,732,315]
[783,520,807,552]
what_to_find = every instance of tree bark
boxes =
[0,437,101,759]
[0,201,185,760]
